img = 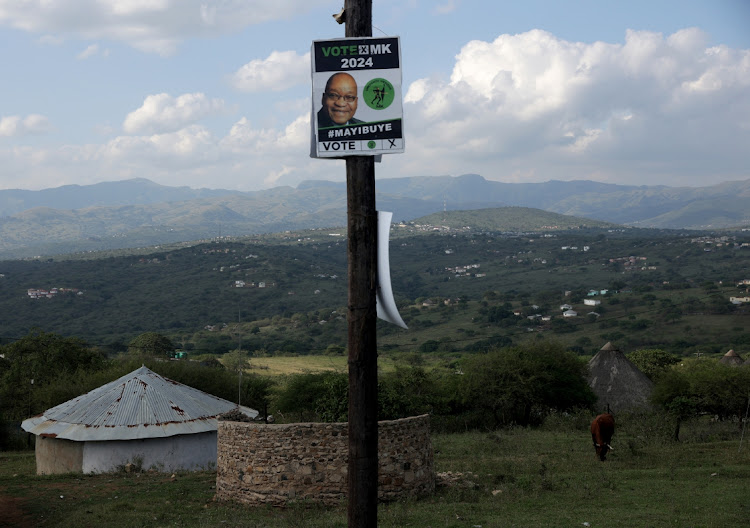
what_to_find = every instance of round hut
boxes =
[587,342,653,412]
[718,349,744,366]
[22,366,257,475]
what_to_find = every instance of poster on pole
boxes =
[310,36,404,158]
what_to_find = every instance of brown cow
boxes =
[590,413,615,461]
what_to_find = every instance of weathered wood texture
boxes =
[346,155,378,526]
[344,2,376,525]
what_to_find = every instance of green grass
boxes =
[246,355,402,377]
[2,416,749,527]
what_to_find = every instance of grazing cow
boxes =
[590,413,615,461]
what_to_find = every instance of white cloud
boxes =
[0,114,52,137]
[397,28,750,185]
[220,114,308,156]
[2,28,749,192]
[77,44,99,59]
[123,93,227,135]
[0,111,320,191]
[77,43,110,59]
[0,0,332,55]
[229,51,310,92]
[102,125,220,168]
[434,1,459,15]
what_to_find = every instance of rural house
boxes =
[22,366,257,475]
[587,342,653,412]
[719,349,744,366]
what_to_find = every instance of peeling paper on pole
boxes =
[376,211,407,329]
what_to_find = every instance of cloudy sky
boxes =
[1,0,749,192]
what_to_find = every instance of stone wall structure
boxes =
[216,414,434,506]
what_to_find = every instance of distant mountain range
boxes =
[1,175,748,259]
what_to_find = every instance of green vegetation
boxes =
[461,342,596,427]
[0,350,273,450]
[1,224,749,363]
[2,213,750,526]
[6,331,747,450]
[651,359,750,440]
[1,415,748,527]
[626,348,682,379]
[128,331,175,358]
[0,330,105,424]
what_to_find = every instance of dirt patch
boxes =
[0,489,35,528]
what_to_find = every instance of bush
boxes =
[627,349,681,380]
[460,341,596,428]
[272,371,348,422]
[651,359,750,440]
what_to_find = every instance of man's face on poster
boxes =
[322,73,358,125]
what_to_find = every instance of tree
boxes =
[0,329,105,421]
[418,340,440,353]
[273,371,348,422]
[461,341,596,427]
[626,349,681,380]
[241,374,275,421]
[222,349,250,374]
[485,305,514,323]
[652,360,750,439]
[550,318,577,334]
[662,306,683,324]
[379,366,445,419]
[128,332,174,358]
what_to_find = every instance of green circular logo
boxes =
[367,140,377,149]
[363,78,395,110]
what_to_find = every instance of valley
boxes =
[1,209,748,362]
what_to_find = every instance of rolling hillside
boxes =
[1,175,748,259]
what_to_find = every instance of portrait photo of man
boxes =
[318,72,364,128]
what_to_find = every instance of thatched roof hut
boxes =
[719,349,744,366]
[587,342,653,412]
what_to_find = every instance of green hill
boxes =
[2,175,750,259]
[1,216,748,361]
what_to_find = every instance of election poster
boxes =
[310,36,404,158]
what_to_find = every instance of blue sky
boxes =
[1,0,749,192]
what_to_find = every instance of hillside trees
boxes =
[273,371,348,422]
[460,342,596,427]
[627,349,681,379]
[651,360,750,440]
[270,365,464,425]
[0,329,105,421]
[128,332,175,358]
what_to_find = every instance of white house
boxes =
[730,296,750,304]
[563,309,578,317]
[22,366,257,475]
[584,299,601,306]
[560,304,572,310]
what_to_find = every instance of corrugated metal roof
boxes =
[22,366,258,441]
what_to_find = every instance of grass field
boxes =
[1,414,749,527]
[244,355,403,377]
[247,355,348,376]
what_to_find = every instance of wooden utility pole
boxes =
[344,1,378,527]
